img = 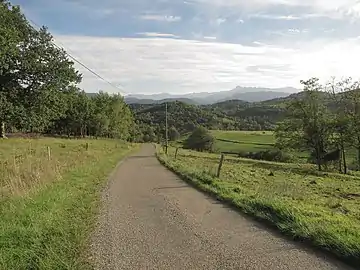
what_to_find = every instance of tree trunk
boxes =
[338,148,342,173]
[342,146,347,174]
[1,121,6,138]
[315,147,322,171]
[357,136,360,170]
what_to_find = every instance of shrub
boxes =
[238,149,294,163]
[183,126,214,152]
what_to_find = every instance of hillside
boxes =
[131,101,238,142]
[131,98,287,142]
[125,97,199,105]
[130,89,350,143]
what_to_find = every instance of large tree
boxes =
[0,1,81,134]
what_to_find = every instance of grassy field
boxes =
[0,138,137,270]
[157,146,360,267]
[211,130,275,153]
[210,130,359,164]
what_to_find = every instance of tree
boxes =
[275,78,331,170]
[183,126,214,152]
[0,1,81,133]
[342,80,360,170]
[325,77,353,173]
[169,126,180,141]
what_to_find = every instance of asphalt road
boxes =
[91,144,352,270]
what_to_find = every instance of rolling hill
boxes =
[124,86,299,105]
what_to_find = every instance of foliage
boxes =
[275,78,333,171]
[0,1,134,139]
[130,100,286,142]
[183,126,214,152]
[169,126,180,141]
[275,77,360,172]
[237,149,294,163]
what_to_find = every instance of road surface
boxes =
[91,144,352,270]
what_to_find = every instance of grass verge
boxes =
[156,145,360,268]
[0,138,138,270]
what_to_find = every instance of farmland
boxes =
[157,146,360,267]
[0,138,137,269]
[211,130,275,153]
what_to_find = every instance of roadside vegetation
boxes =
[0,138,137,269]
[157,146,360,267]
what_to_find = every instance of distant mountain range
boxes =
[124,86,299,105]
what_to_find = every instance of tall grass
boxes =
[0,138,137,269]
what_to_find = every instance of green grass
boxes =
[211,130,275,153]
[0,138,138,270]
[211,130,359,164]
[157,146,360,267]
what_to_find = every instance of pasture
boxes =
[157,146,360,267]
[211,130,275,153]
[0,138,137,269]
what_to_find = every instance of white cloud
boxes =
[139,14,181,22]
[216,18,226,25]
[191,0,360,19]
[249,13,326,20]
[203,36,217,40]
[54,35,360,95]
[137,32,180,38]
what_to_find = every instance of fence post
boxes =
[86,142,89,150]
[175,147,179,159]
[217,154,224,177]
[47,146,51,161]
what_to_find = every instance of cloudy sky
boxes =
[11,0,360,95]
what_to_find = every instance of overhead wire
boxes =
[27,17,128,95]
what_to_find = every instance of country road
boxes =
[91,144,352,270]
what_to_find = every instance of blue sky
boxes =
[11,0,360,94]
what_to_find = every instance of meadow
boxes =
[210,130,358,165]
[0,138,137,270]
[157,146,360,267]
[211,130,275,153]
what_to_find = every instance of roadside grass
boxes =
[0,138,138,270]
[156,146,360,267]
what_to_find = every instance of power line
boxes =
[27,18,128,95]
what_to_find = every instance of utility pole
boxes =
[165,102,168,154]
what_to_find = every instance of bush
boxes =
[183,126,214,152]
[238,149,294,163]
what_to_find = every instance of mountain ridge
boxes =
[124,86,299,105]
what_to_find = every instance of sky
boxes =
[11,0,360,95]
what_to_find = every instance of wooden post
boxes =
[217,154,224,177]
[86,143,89,150]
[47,146,51,161]
[175,147,179,159]
[0,121,6,138]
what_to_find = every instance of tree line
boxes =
[0,1,134,139]
[275,77,360,173]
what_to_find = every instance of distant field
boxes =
[211,130,274,153]
[0,138,137,269]
[157,146,360,267]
